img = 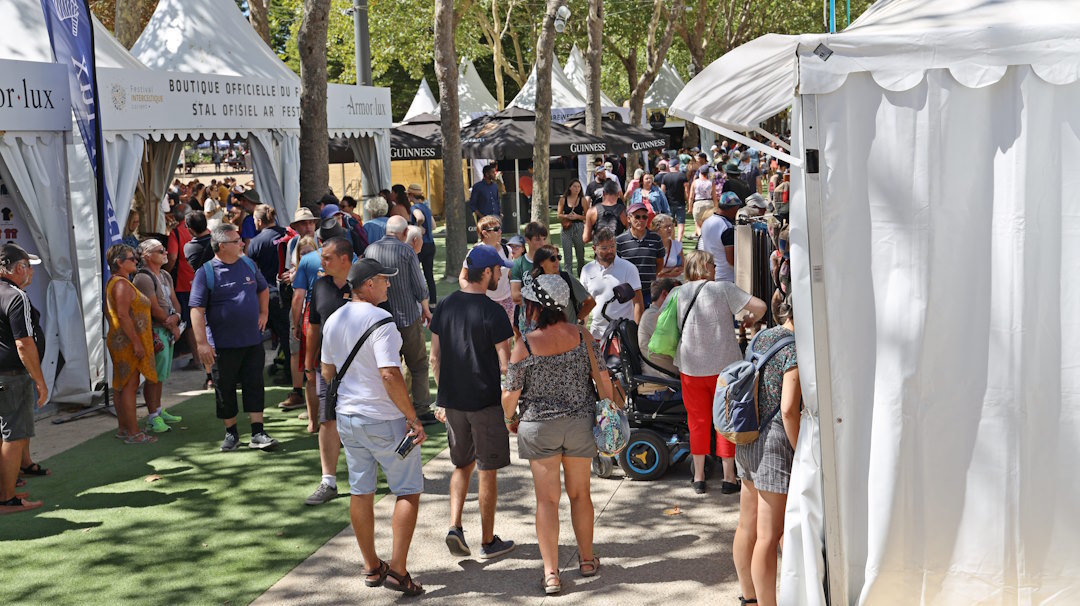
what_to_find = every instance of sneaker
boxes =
[249,432,279,450]
[304,482,338,505]
[147,416,171,433]
[278,392,305,411]
[158,409,182,423]
[220,433,240,452]
[479,535,516,560]
[445,527,471,557]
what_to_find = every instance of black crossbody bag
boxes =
[325,317,395,409]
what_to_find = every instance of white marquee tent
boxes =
[509,56,628,123]
[403,77,438,123]
[457,58,499,125]
[0,4,90,408]
[670,0,1080,604]
[563,45,616,108]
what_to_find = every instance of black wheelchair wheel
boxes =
[617,431,670,481]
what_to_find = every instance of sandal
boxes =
[579,555,600,577]
[385,568,424,597]
[361,559,389,588]
[0,496,43,515]
[15,478,25,488]
[115,429,132,440]
[543,571,561,595]
[20,463,50,477]
[124,432,157,445]
[739,597,759,605]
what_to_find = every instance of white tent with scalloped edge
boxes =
[671,1,1080,604]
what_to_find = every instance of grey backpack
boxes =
[713,331,795,445]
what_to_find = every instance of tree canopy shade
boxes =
[460,106,606,160]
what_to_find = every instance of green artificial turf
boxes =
[0,387,447,606]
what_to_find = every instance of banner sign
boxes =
[40,0,121,272]
[0,59,71,132]
[327,84,393,133]
[98,68,301,135]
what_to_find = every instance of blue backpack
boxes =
[713,331,795,445]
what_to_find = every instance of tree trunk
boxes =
[114,0,147,48]
[584,0,603,170]
[298,0,331,206]
[249,0,272,46]
[434,0,467,272]
[531,0,565,223]
[626,0,683,173]
[491,0,506,109]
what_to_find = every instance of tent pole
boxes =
[676,113,803,167]
[341,163,346,197]
[424,159,431,201]
[514,159,520,232]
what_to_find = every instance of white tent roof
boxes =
[643,61,685,109]
[670,0,1080,132]
[509,55,587,111]
[563,45,616,107]
[93,15,148,70]
[131,0,298,82]
[0,0,53,62]
[403,77,438,122]
[458,58,499,123]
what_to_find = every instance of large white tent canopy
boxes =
[510,56,629,123]
[672,0,1080,604]
[457,58,499,125]
[403,78,438,122]
[563,45,616,108]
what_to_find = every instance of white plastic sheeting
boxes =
[0,135,93,404]
[404,78,439,122]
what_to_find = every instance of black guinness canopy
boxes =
[460,107,607,159]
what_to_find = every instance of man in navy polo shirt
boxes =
[468,164,501,222]
[190,223,276,452]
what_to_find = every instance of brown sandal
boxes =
[579,555,600,577]
[385,568,424,597]
[361,559,389,587]
[543,571,561,595]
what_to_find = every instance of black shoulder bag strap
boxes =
[334,317,395,383]
[678,281,707,332]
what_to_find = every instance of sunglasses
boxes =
[482,226,502,232]
[632,214,649,220]
[544,254,561,262]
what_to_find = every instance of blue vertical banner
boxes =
[39,0,121,279]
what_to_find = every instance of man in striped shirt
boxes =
[362,216,432,420]
[615,202,666,308]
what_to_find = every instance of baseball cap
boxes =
[466,244,513,270]
[746,193,767,209]
[347,258,398,287]
[507,235,526,248]
[0,243,40,267]
[719,191,743,207]
[627,202,649,215]
[593,165,607,174]
[320,204,343,219]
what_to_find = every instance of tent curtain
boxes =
[788,66,1080,604]
[249,130,299,221]
[349,130,391,202]
[140,139,184,232]
[0,134,92,405]
[105,134,147,234]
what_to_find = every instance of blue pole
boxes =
[846,0,851,27]
[830,0,836,32]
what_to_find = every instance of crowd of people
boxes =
[0,137,799,604]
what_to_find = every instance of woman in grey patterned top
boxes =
[502,274,608,595]
[732,293,801,606]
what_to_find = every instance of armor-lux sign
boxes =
[0,59,70,132]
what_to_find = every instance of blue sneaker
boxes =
[479,535,515,560]
[445,526,470,557]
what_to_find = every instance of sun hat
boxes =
[746,193,767,209]
[719,191,743,208]
[466,244,513,270]
[724,161,742,176]
[407,184,423,194]
[521,273,569,311]
[290,206,317,225]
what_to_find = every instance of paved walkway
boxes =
[29,352,747,605]
[253,441,744,605]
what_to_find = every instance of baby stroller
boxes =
[592,284,693,481]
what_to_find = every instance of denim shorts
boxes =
[670,202,687,225]
[337,413,424,496]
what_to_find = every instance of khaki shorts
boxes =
[516,416,597,460]
[445,406,510,470]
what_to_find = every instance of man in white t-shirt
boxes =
[321,258,428,596]
[698,191,742,282]
[579,228,643,339]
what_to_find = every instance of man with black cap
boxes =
[0,244,47,514]
[430,245,516,560]
[233,186,261,246]
[722,161,753,203]
[321,258,427,596]
[189,224,276,452]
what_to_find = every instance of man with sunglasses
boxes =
[190,224,276,452]
[615,202,665,308]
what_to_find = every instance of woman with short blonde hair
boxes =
[651,213,683,280]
